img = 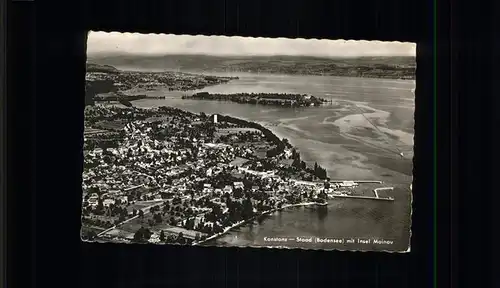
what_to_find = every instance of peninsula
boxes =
[85,63,238,105]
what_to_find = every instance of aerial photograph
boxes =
[81,32,415,252]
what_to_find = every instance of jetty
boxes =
[329,180,383,184]
[329,187,395,202]
[331,194,394,201]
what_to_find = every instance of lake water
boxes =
[124,71,415,251]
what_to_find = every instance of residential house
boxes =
[233,182,244,190]
[223,185,233,194]
[103,199,115,207]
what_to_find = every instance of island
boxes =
[182,92,328,107]
[81,105,333,245]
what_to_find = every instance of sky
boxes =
[87,31,416,58]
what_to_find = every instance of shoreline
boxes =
[87,64,415,81]
[193,202,320,246]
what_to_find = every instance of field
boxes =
[115,213,207,240]
[230,157,250,167]
[81,225,106,235]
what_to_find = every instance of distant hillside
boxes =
[86,62,120,73]
[87,54,416,79]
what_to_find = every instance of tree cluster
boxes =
[132,226,152,243]
[313,162,328,180]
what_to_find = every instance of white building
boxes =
[88,197,98,207]
[233,182,244,189]
[223,185,233,194]
[339,181,357,187]
[103,199,115,207]
[148,233,161,244]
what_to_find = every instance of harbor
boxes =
[328,187,395,201]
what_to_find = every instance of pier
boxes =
[373,187,394,198]
[329,187,395,202]
[329,180,383,184]
[331,194,394,201]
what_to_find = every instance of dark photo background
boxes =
[8,0,492,286]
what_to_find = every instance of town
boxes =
[81,105,393,245]
[182,92,328,107]
[82,105,325,244]
[86,65,238,92]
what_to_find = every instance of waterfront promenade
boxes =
[193,201,319,246]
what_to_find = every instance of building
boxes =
[339,181,357,187]
[223,185,233,194]
[103,199,115,207]
[233,182,244,189]
[88,197,98,207]
[210,114,220,124]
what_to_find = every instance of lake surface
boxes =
[123,70,415,251]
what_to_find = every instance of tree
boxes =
[163,203,170,213]
[154,213,163,224]
[148,219,155,226]
[242,197,254,219]
[151,206,158,213]
[170,218,178,226]
[133,227,144,242]
[94,201,104,216]
[177,232,186,244]
[143,228,152,241]
[85,230,98,240]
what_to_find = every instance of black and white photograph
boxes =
[81,31,415,252]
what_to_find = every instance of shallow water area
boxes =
[125,71,414,251]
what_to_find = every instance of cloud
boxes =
[87,31,416,58]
